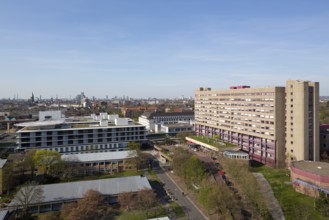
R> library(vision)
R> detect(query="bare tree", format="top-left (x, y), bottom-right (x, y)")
top-left (23, 149), bottom-right (37, 179)
top-left (136, 188), bottom-right (157, 217)
top-left (118, 191), bottom-right (137, 211)
top-left (62, 189), bottom-right (110, 220)
top-left (60, 203), bottom-right (77, 220)
top-left (12, 182), bottom-right (44, 217)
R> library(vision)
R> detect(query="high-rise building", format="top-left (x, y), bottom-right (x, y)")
top-left (194, 80), bottom-right (319, 168)
top-left (285, 80), bottom-right (319, 162)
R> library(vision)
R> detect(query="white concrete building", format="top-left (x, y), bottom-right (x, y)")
top-left (15, 111), bottom-right (147, 154)
top-left (138, 112), bottom-right (194, 132)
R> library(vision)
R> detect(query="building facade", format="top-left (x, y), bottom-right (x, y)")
top-left (285, 80), bottom-right (319, 162)
top-left (138, 112), bottom-right (194, 132)
top-left (319, 124), bottom-right (329, 158)
top-left (160, 123), bottom-right (193, 135)
top-left (194, 80), bottom-right (319, 168)
top-left (15, 111), bottom-right (147, 154)
top-left (61, 151), bottom-right (137, 174)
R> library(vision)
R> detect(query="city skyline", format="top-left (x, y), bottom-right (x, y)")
top-left (1, 1), bottom-right (329, 98)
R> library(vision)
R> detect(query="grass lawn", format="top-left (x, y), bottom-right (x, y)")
top-left (189, 136), bottom-right (236, 149)
top-left (252, 165), bottom-right (327, 220)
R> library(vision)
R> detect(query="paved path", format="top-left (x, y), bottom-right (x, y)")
top-left (253, 173), bottom-right (285, 220)
top-left (155, 167), bottom-right (208, 220)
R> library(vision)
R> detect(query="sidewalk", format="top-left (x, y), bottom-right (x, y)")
top-left (253, 173), bottom-right (285, 220)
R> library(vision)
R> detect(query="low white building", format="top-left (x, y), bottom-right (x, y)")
top-left (160, 122), bottom-right (193, 134)
top-left (138, 112), bottom-right (194, 132)
top-left (9, 176), bottom-right (152, 213)
top-left (61, 150), bottom-right (137, 173)
top-left (15, 111), bottom-right (147, 153)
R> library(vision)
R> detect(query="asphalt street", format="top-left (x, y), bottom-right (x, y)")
top-left (154, 167), bottom-right (208, 220)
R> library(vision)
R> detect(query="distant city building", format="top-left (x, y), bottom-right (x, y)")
top-left (194, 80), bottom-right (319, 168)
top-left (138, 112), bottom-right (194, 132)
top-left (120, 106), bottom-right (158, 118)
top-left (290, 161), bottom-right (329, 197)
top-left (15, 111), bottom-right (147, 154)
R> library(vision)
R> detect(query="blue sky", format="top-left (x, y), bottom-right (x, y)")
top-left (1, 0), bottom-right (329, 99)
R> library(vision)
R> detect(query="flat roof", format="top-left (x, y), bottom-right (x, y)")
top-left (291, 161), bottom-right (329, 177)
top-left (61, 150), bottom-right (136, 162)
top-left (9, 176), bottom-right (151, 206)
top-left (16, 122), bottom-right (144, 133)
top-left (15, 119), bottom-right (65, 127)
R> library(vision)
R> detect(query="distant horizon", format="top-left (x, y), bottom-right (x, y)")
top-left (1, 1), bottom-right (329, 98)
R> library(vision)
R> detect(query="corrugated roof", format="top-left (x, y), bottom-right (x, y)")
top-left (9, 176), bottom-right (151, 206)
top-left (61, 150), bottom-right (136, 162)
top-left (0, 210), bottom-right (9, 220)
top-left (0, 159), bottom-right (7, 169)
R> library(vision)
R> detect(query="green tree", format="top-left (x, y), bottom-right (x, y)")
top-left (172, 148), bottom-right (204, 184)
top-left (33, 150), bottom-right (62, 176)
top-left (198, 181), bottom-right (237, 219)
top-left (186, 155), bottom-right (204, 184)
top-left (198, 184), bottom-right (215, 214)
top-left (2, 162), bottom-right (18, 194)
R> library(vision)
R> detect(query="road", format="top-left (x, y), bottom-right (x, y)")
top-left (154, 167), bottom-right (208, 220)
